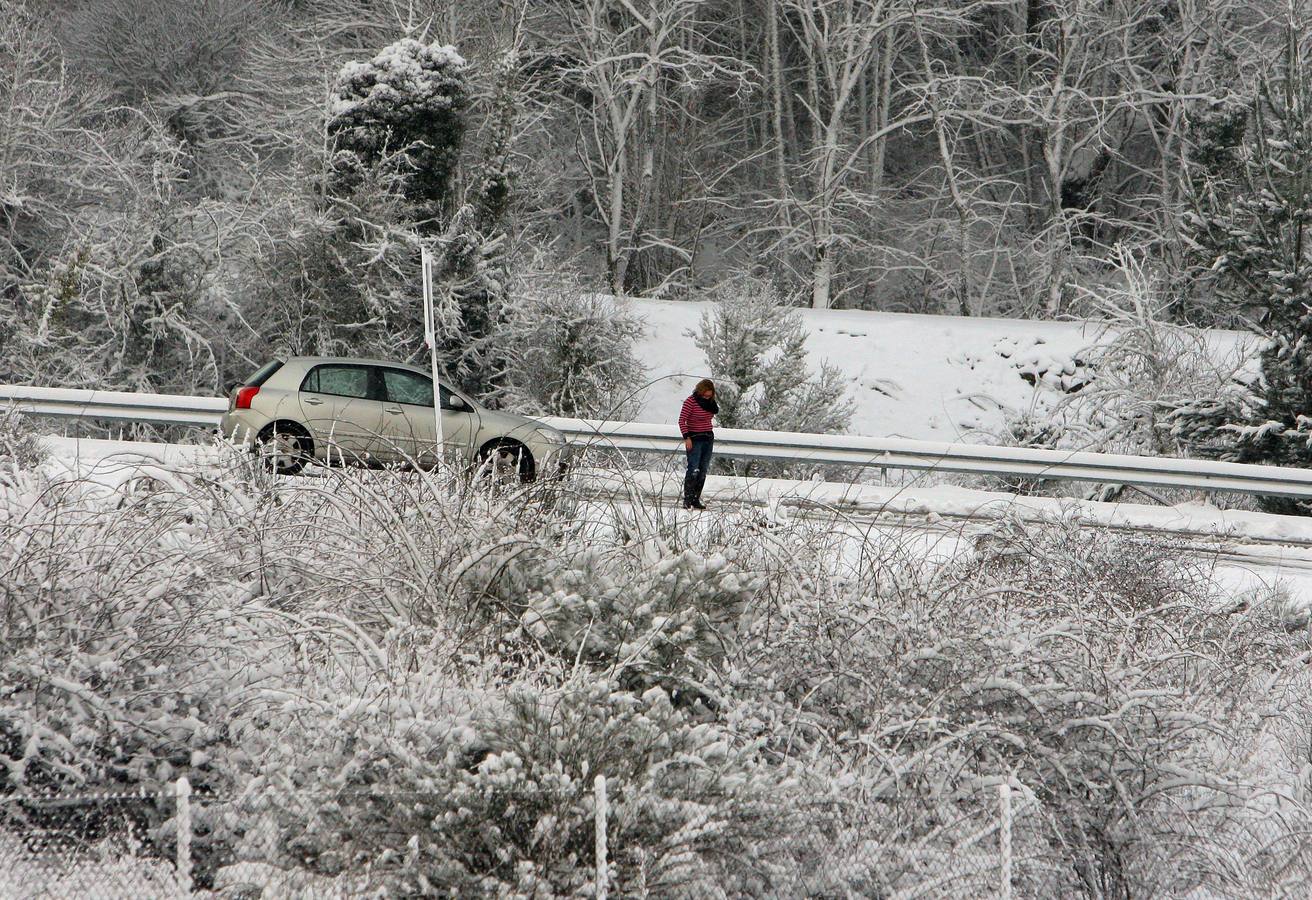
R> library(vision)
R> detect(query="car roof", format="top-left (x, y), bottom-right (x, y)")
top-left (286, 356), bottom-right (430, 373)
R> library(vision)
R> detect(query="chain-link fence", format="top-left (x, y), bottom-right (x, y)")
top-left (0, 782), bottom-right (192, 899)
top-left (4, 778), bottom-right (1312, 897)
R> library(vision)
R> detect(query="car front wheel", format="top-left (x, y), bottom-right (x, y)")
top-left (478, 439), bottom-right (535, 483)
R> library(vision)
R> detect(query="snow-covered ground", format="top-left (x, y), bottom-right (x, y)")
top-left (627, 299), bottom-right (1252, 440)
top-left (42, 435), bottom-right (1312, 612)
top-left (579, 466), bottom-right (1312, 607)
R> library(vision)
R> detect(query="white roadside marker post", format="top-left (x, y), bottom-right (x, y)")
top-left (422, 246), bottom-right (445, 472)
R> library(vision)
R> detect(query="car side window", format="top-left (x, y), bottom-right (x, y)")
top-left (380, 368), bottom-right (465, 410)
top-left (301, 365), bottom-right (371, 400)
top-left (381, 369), bottom-right (433, 407)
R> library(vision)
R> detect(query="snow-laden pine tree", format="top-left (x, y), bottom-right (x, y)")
top-left (324, 37), bottom-right (518, 401)
top-left (1182, 24), bottom-right (1312, 508)
top-left (328, 38), bottom-right (469, 227)
top-left (693, 283), bottom-right (852, 456)
top-left (429, 47), bottom-right (520, 400)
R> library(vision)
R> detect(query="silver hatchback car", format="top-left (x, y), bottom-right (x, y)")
top-left (219, 357), bottom-right (570, 479)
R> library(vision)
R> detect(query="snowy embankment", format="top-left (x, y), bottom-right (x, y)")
top-left (626, 299), bottom-right (1251, 440)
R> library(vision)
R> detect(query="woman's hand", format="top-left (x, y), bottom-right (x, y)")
top-left (685, 437), bottom-right (692, 451)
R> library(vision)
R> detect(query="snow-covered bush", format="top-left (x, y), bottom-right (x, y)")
top-left (508, 544), bottom-right (758, 698)
top-left (260, 679), bottom-right (836, 897)
top-left (978, 249), bottom-right (1255, 500)
top-left (723, 515), bottom-right (1309, 896)
top-left (0, 473), bottom-right (241, 797)
top-left (5, 445), bottom-right (1312, 896)
top-left (0, 407), bottom-right (46, 473)
top-left (693, 282), bottom-right (852, 476)
top-left (1057, 247), bottom-right (1254, 459)
top-left (499, 289), bottom-right (645, 418)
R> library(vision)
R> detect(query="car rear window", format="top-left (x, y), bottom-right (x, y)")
top-left (245, 359), bottom-right (284, 387)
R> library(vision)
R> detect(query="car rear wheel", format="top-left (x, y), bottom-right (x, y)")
top-left (256, 422), bottom-right (313, 476)
top-left (478, 439), bottom-right (535, 483)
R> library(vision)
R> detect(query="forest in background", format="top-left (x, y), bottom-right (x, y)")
top-left (1, 0), bottom-right (1310, 430)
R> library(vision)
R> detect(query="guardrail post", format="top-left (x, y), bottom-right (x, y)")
top-left (595, 774), bottom-right (609, 900)
top-left (176, 776), bottom-right (193, 894)
top-left (999, 781), bottom-right (1012, 900)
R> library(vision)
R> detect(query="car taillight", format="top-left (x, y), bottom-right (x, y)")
top-left (235, 385), bottom-right (260, 409)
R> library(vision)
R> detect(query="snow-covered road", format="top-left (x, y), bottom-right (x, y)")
top-left (39, 434), bottom-right (1312, 612)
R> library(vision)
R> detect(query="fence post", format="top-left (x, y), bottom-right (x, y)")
top-left (999, 781), bottom-right (1012, 900)
top-left (176, 776), bottom-right (193, 895)
top-left (595, 774), bottom-right (609, 900)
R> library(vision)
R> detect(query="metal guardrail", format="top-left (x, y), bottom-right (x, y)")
top-left (6, 384), bottom-right (1312, 499)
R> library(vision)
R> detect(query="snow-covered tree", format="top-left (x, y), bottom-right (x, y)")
top-left (545, 0), bottom-right (750, 297)
top-left (430, 46), bottom-right (521, 400)
top-left (1183, 23), bottom-right (1312, 507)
top-left (693, 282), bottom-right (852, 445)
top-left (499, 285), bottom-right (644, 418)
top-left (328, 38), bottom-right (470, 226)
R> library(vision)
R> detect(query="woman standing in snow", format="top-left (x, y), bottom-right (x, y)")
top-left (678, 379), bottom-right (718, 510)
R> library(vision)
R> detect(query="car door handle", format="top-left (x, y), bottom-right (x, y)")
top-left (303, 397), bottom-right (323, 406)
top-left (385, 407), bottom-right (404, 415)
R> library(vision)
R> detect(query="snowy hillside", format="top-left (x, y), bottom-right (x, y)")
top-left (628, 300), bottom-right (1252, 441)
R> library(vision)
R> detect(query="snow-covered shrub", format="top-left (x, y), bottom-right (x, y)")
top-left (265, 679), bottom-right (838, 897)
top-left (693, 281), bottom-right (852, 477)
top-left (0, 461), bottom-right (297, 884)
top-left (511, 545), bottom-right (759, 698)
top-left (0, 406), bottom-right (46, 473)
top-left (329, 38), bottom-right (469, 221)
top-left (6, 441), bottom-right (1312, 897)
top-left (1057, 247), bottom-right (1254, 459)
top-left (0, 474), bottom-right (239, 797)
top-left (499, 288), bottom-right (644, 418)
top-left (723, 516), bottom-right (1309, 897)
top-left (977, 249), bottom-right (1255, 501)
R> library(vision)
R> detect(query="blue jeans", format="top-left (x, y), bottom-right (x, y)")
top-left (684, 434), bottom-right (713, 504)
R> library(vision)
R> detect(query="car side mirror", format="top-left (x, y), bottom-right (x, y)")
top-left (445, 395), bottom-right (466, 411)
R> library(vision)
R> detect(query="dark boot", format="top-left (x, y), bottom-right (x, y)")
top-left (682, 472), bottom-right (697, 509)
top-left (692, 471), bottom-right (708, 509)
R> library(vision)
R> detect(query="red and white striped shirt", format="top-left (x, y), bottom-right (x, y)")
top-left (678, 394), bottom-right (715, 437)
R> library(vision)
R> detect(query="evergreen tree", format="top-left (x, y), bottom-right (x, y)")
top-left (1183, 25), bottom-right (1312, 510)
top-left (324, 37), bottom-right (518, 401)
top-left (328, 39), bottom-right (470, 227)
top-left (431, 48), bottom-right (520, 400)
top-left (693, 282), bottom-right (852, 474)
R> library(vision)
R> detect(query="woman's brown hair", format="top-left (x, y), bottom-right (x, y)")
top-left (694, 378), bottom-right (715, 395)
